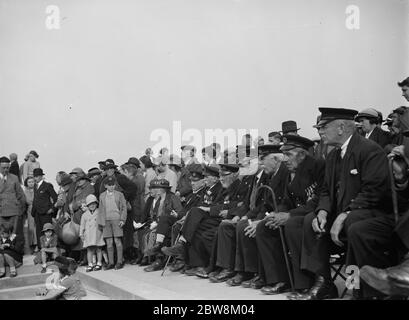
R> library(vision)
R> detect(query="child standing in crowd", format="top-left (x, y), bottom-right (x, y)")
top-left (80, 194), bottom-right (105, 272)
top-left (40, 223), bottom-right (59, 273)
top-left (0, 223), bottom-right (23, 278)
top-left (97, 177), bottom-right (127, 270)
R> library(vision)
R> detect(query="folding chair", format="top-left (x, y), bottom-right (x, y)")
top-left (330, 251), bottom-right (348, 299)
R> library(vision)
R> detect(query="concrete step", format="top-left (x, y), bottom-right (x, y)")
top-left (0, 272), bottom-right (54, 289)
top-left (0, 283), bottom-right (46, 300)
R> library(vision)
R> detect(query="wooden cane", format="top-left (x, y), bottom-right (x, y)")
top-left (388, 157), bottom-right (400, 224)
top-left (257, 185), bottom-right (295, 292)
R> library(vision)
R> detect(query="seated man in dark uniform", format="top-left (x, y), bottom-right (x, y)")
top-left (256, 135), bottom-right (325, 295)
top-left (161, 164), bottom-right (223, 273)
top-left (163, 164), bottom-right (208, 272)
top-left (288, 107), bottom-right (393, 300)
top-left (209, 144), bottom-right (288, 285)
top-left (182, 162), bottom-right (243, 277)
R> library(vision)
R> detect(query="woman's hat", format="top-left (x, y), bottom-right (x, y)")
top-left (60, 175), bottom-right (73, 187)
top-left (29, 150), bottom-right (39, 158)
top-left (149, 178), bottom-right (171, 189)
top-left (85, 194), bottom-right (98, 206)
top-left (42, 223), bottom-right (54, 232)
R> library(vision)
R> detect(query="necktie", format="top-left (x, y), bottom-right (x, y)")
top-left (249, 176), bottom-right (259, 211)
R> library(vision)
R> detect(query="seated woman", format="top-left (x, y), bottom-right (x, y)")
top-left (134, 179), bottom-right (183, 272)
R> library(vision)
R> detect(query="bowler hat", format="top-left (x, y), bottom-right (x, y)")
top-left (42, 223), bottom-right (54, 232)
top-left (281, 121), bottom-right (300, 134)
top-left (149, 178), bottom-right (171, 189)
top-left (33, 168), bottom-right (45, 177)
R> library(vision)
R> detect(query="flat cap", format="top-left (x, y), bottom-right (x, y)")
top-left (355, 108), bottom-right (380, 122)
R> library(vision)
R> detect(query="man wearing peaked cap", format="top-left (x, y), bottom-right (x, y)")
top-left (355, 108), bottom-right (391, 148)
top-left (208, 143), bottom-right (286, 285)
top-left (255, 134), bottom-right (326, 296)
top-left (161, 164), bottom-right (223, 272)
top-left (286, 106), bottom-right (393, 300)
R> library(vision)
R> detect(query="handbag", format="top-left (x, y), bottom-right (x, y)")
top-left (60, 214), bottom-right (80, 246)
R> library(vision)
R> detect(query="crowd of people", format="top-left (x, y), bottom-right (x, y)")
top-left (1, 77), bottom-right (409, 300)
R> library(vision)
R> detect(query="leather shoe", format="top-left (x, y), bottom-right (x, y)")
top-left (184, 267), bottom-right (199, 276)
top-left (195, 267), bottom-right (210, 279)
top-left (286, 288), bottom-right (309, 299)
top-left (209, 269), bottom-right (235, 283)
top-left (144, 259), bottom-right (165, 272)
top-left (288, 276), bottom-right (338, 300)
top-left (169, 259), bottom-right (185, 272)
top-left (361, 262), bottom-right (409, 297)
top-left (161, 241), bottom-right (186, 257)
top-left (145, 243), bottom-right (163, 256)
top-left (261, 282), bottom-right (290, 295)
top-left (241, 275), bottom-right (265, 289)
top-left (226, 272), bottom-right (253, 287)
top-left (139, 256), bottom-right (150, 266)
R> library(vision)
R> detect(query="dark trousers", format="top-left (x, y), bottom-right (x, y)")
top-left (344, 209), bottom-right (397, 297)
top-left (123, 209), bottom-right (135, 252)
top-left (215, 221), bottom-right (237, 270)
top-left (34, 214), bottom-right (52, 249)
top-left (234, 220), bottom-right (258, 273)
top-left (157, 214), bottom-right (178, 239)
top-left (285, 212), bottom-right (331, 290)
top-left (182, 207), bottom-right (207, 243)
top-left (188, 216), bottom-right (221, 268)
top-left (256, 219), bottom-right (290, 284)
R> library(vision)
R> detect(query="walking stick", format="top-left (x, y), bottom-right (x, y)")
top-left (388, 158), bottom-right (400, 224)
top-left (161, 233), bottom-right (180, 277)
top-left (256, 185), bottom-right (295, 292)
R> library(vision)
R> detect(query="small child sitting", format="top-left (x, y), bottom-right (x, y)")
top-left (0, 223), bottom-right (23, 278)
top-left (40, 223), bottom-right (59, 273)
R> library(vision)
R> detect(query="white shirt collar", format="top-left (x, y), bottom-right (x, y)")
top-left (341, 134), bottom-right (353, 158)
top-left (365, 129), bottom-right (375, 139)
top-left (256, 170), bottom-right (263, 180)
top-left (37, 179), bottom-right (44, 188)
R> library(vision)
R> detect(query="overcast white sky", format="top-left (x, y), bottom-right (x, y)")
top-left (0, 0), bottom-right (408, 184)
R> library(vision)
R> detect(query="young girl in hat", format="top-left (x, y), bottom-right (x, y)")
top-left (80, 194), bottom-right (105, 272)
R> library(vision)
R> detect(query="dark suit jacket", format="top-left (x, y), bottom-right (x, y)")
top-left (279, 155), bottom-right (325, 217)
top-left (367, 126), bottom-right (391, 149)
top-left (140, 192), bottom-right (184, 223)
top-left (317, 133), bottom-right (392, 225)
top-left (9, 160), bottom-right (21, 183)
top-left (32, 181), bottom-right (58, 217)
top-left (209, 178), bottom-right (244, 217)
top-left (183, 186), bottom-right (207, 214)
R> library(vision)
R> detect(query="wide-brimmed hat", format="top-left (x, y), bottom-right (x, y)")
top-left (42, 223), bottom-right (54, 232)
top-left (149, 178), bottom-right (171, 189)
top-left (126, 157), bottom-right (141, 168)
top-left (85, 194), bottom-right (98, 206)
top-left (33, 168), bottom-right (45, 177)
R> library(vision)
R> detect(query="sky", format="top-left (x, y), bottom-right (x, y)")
top-left (0, 0), bottom-right (408, 185)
